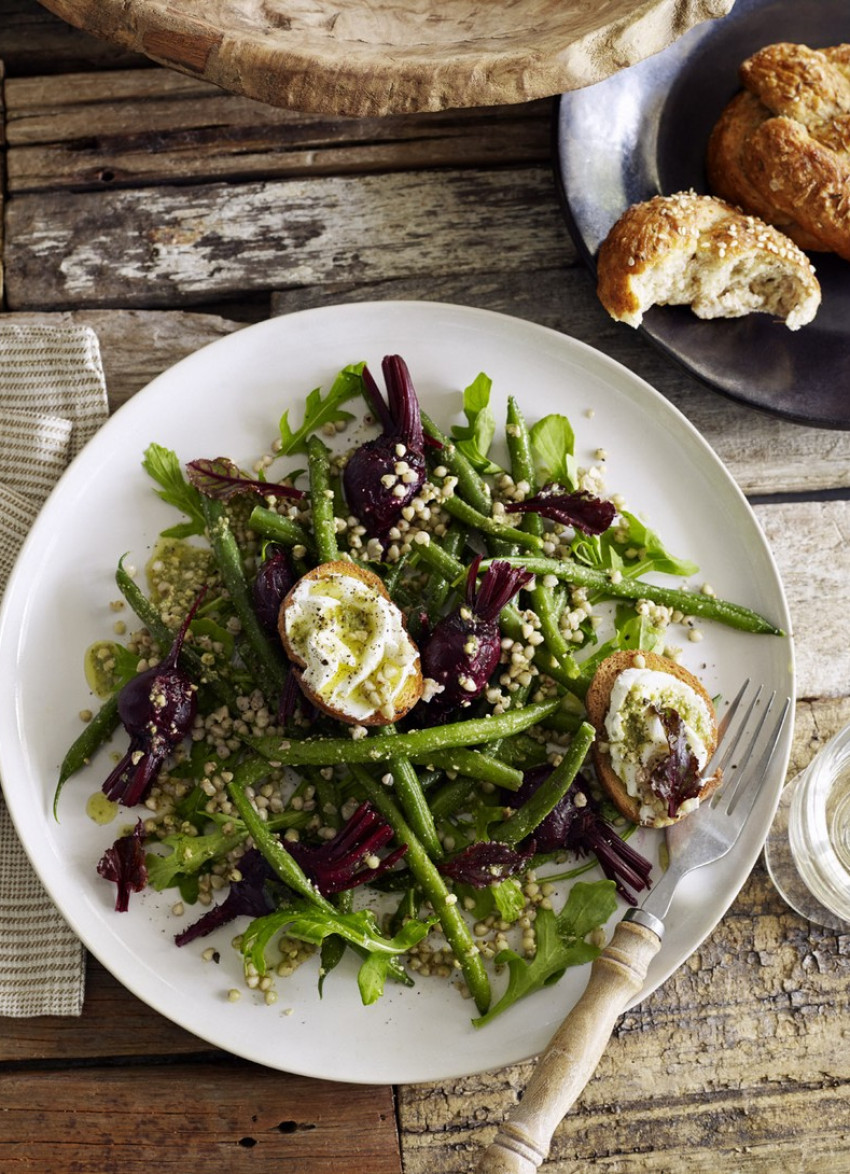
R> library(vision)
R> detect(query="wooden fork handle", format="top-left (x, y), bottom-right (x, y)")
top-left (475, 918), bottom-right (663, 1174)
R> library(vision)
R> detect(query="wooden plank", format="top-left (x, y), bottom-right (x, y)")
top-left (756, 499), bottom-right (850, 699)
top-left (0, 1061), bottom-right (402, 1173)
top-left (4, 67), bottom-right (553, 191)
top-left (0, 955), bottom-right (211, 1060)
top-left (0, 0), bottom-right (147, 76)
top-left (0, 308), bottom-right (245, 407)
top-left (397, 703), bottom-right (850, 1174)
top-left (2, 166), bottom-right (569, 310)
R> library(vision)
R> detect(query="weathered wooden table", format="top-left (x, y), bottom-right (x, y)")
top-left (1, 3), bottom-right (848, 1171)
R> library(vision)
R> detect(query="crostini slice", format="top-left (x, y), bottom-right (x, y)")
top-left (278, 559), bottom-right (423, 726)
top-left (585, 650), bottom-right (721, 828)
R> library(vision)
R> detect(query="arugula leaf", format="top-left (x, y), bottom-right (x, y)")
top-left (571, 510), bottom-right (698, 580)
top-left (146, 825), bottom-right (248, 891)
top-left (472, 880), bottom-right (618, 1028)
top-left (530, 414), bottom-right (578, 490)
top-left (449, 373), bottom-right (503, 474)
top-left (491, 877), bottom-right (526, 924)
top-left (146, 809), bottom-right (311, 890)
top-left (574, 606), bottom-right (668, 686)
top-left (617, 510), bottom-right (699, 577)
top-left (142, 442), bottom-right (206, 538)
top-left (278, 363), bottom-right (365, 456)
top-left (240, 902), bottom-right (436, 1005)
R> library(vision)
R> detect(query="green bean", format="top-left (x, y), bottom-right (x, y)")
top-left (421, 411), bottom-right (491, 515)
top-left (306, 435), bottom-right (338, 563)
top-left (505, 397), bottom-right (578, 679)
top-left (201, 498), bottom-right (288, 701)
top-left (493, 721), bottom-right (596, 845)
top-left (227, 763), bottom-right (336, 913)
top-left (382, 553), bottom-right (409, 601)
top-left (350, 764), bottom-right (491, 1014)
top-left (411, 748), bottom-right (524, 790)
top-left (248, 505), bottom-right (316, 556)
top-left (423, 524), bottom-right (465, 620)
top-left (248, 699), bottom-right (560, 766)
top-left (54, 694), bottom-right (121, 817)
top-left (498, 606), bottom-right (580, 689)
top-left (479, 556), bottom-right (783, 635)
top-left (440, 493), bottom-right (543, 551)
top-left (376, 728), bottom-right (443, 860)
top-left (413, 537), bottom-right (466, 584)
top-left (428, 776), bottom-right (477, 821)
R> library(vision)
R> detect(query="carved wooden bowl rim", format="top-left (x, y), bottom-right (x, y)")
top-left (37, 0), bottom-right (735, 116)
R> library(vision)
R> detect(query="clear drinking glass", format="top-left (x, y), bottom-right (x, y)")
top-left (765, 723), bottom-right (850, 930)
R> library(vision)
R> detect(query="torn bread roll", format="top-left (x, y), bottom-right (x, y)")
top-left (585, 650), bottom-right (721, 829)
top-left (596, 191), bottom-right (821, 330)
top-left (707, 42), bottom-right (850, 260)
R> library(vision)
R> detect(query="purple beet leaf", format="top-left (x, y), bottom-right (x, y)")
top-left (97, 820), bottom-right (148, 912)
top-left (186, 457), bottom-right (303, 502)
top-left (438, 840), bottom-right (536, 888)
top-left (649, 706), bottom-right (703, 819)
top-left (509, 484), bottom-right (615, 535)
top-left (174, 849), bottom-right (277, 945)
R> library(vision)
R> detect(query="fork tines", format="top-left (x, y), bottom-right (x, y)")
top-left (708, 682), bottom-right (792, 818)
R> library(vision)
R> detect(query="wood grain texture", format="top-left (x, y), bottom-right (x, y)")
top-left (0, 1060), bottom-right (402, 1173)
top-left (4, 69), bottom-right (553, 192)
top-left (2, 167), bottom-right (567, 310)
top-left (35, 0), bottom-right (735, 116)
top-left (0, 0), bottom-right (147, 75)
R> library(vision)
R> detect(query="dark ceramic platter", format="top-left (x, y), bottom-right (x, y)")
top-left (555, 0), bottom-right (850, 429)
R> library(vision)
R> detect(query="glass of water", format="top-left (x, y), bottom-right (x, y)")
top-left (765, 722), bottom-right (850, 930)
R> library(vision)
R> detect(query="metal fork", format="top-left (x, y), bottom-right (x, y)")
top-left (476, 682), bottom-right (791, 1174)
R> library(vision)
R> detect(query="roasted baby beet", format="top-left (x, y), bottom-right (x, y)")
top-left (421, 557), bottom-right (532, 718)
top-left (251, 544), bottom-right (295, 635)
top-left (342, 355), bottom-right (427, 540)
top-left (509, 766), bottom-right (653, 905)
top-left (100, 589), bottom-right (204, 807)
top-left (285, 802), bottom-right (408, 896)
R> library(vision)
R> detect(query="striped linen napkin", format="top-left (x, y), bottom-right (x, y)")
top-left (0, 322), bottom-right (109, 1016)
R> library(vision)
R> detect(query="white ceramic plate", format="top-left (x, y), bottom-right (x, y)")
top-left (0, 302), bottom-right (794, 1084)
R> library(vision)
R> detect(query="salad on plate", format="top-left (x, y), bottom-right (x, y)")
top-left (56, 353), bottom-right (782, 1025)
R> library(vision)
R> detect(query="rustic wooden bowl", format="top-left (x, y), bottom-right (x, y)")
top-left (37, 0), bottom-right (735, 117)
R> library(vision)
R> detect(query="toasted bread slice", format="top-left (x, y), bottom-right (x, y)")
top-left (585, 650), bottom-right (721, 828)
top-left (279, 559), bottom-right (423, 726)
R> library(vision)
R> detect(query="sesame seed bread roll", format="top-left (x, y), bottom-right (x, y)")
top-left (596, 191), bottom-right (821, 331)
top-left (707, 42), bottom-right (850, 260)
top-left (585, 650), bottom-right (722, 829)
